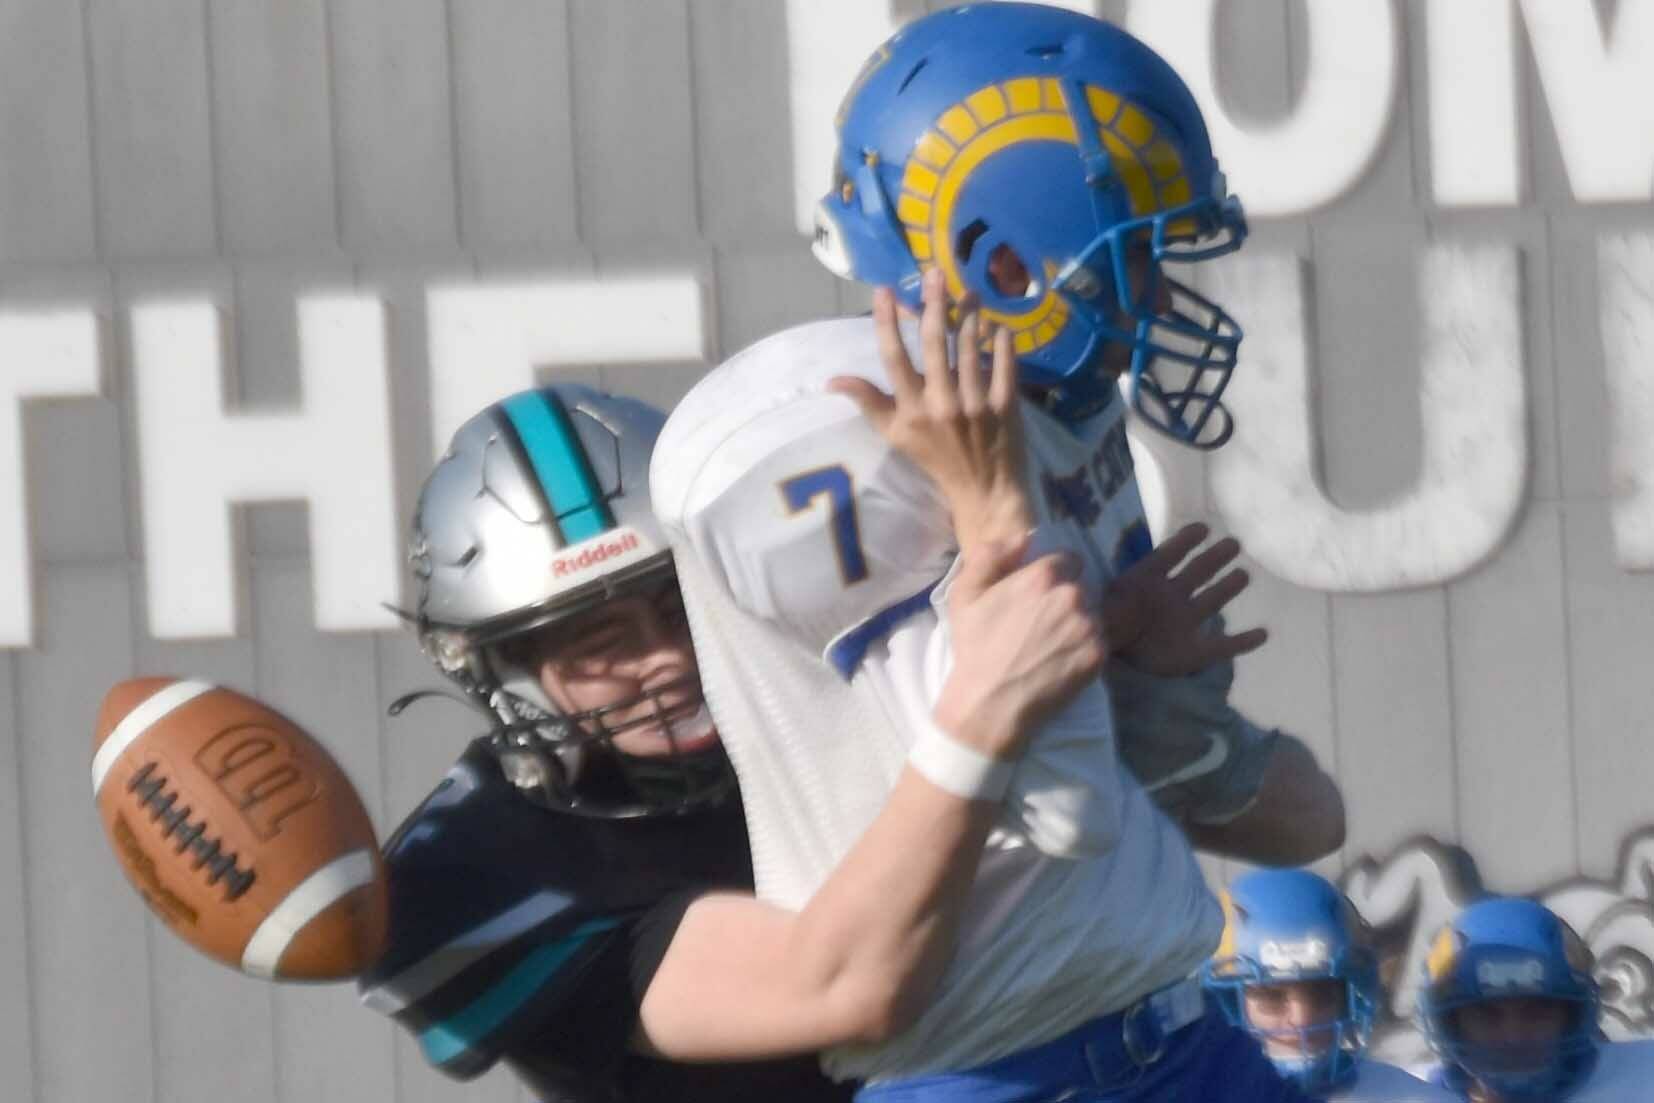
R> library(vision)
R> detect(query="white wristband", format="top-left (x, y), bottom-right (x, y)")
top-left (908, 721), bottom-right (1015, 801)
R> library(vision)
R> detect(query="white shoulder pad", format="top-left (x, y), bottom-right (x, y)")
top-left (654, 318), bottom-right (954, 675)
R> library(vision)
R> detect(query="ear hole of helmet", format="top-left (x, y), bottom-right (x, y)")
top-left (987, 244), bottom-right (1037, 300)
top-left (954, 218), bottom-right (1048, 309)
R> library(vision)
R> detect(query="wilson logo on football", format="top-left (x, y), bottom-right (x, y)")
top-left (552, 529), bottom-right (642, 578)
top-left (195, 724), bottom-right (321, 841)
top-left (112, 812), bottom-right (200, 927)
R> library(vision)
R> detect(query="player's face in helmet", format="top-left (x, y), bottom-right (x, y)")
top-left (986, 235), bottom-right (1174, 380)
top-left (1451, 996), bottom-right (1574, 1093)
top-left (1420, 898), bottom-right (1601, 1102)
top-left (1204, 870), bottom-right (1378, 1094)
top-left (406, 384), bottom-right (735, 817)
top-left (1241, 978), bottom-right (1346, 1061)
top-left (505, 577), bottom-right (718, 760)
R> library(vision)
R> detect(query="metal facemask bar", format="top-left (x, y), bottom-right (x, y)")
top-left (488, 669), bottom-right (735, 820)
top-left (1204, 953), bottom-right (1374, 1094)
top-left (1433, 994), bottom-right (1601, 1102)
top-left (1242, 996), bottom-right (1365, 1093)
top-left (1050, 77), bottom-right (1248, 444)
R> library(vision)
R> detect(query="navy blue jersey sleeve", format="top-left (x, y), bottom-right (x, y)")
top-left (625, 887), bottom-right (702, 1010)
top-left (359, 740), bottom-right (854, 1102)
top-left (359, 757), bottom-right (625, 1080)
top-left (358, 741), bottom-right (751, 1083)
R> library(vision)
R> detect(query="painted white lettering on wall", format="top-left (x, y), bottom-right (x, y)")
top-left (132, 298), bottom-right (399, 639)
top-left (0, 311), bottom-right (102, 647)
top-left (4, 237), bottom-right (1653, 647)
top-left (1207, 246), bottom-right (1526, 591)
top-left (1431, 0), bottom-right (1654, 206)
top-left (0, 274), bottom-right (707, 648)
top-left (1128, 0), bottom-right (1398, 218)
top-left (786, 3), bottom-right (1654, 230)
top-left (1521, 0), bottom-right (1654, 203)
top-left (784, 0), bottom-right (898, 237)
top-left (1600, 233), bottom-right (1654, 569)
top-left (426, 276), bottom-right (707, 458)
top-left (1427, 0), bottom-right (1522, 207)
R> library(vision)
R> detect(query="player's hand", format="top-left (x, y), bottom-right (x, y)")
top-left (1103, 522), bottom-right (1268, 678)
top-left (828, 267), bottom-right (1034, 551)
top-left (934, 532), bottom-right (1108, 759)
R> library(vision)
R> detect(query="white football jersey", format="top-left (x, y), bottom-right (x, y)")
top-left (653, 317), bottom-right (1220, 1081)
top-left (1331, 1058), bottom-right (1457, 1102)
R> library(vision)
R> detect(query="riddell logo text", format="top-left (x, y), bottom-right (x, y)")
top-left (553, 530), bottom-right (642, 578)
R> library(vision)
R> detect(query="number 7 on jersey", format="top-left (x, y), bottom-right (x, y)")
top-left (780, 465), bottom-right (869, 586)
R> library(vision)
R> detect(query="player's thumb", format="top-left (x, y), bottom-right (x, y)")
top-left (827, 376), bottom-right (893, 428)
top-left (951, 529), bottom-right (1033, 604)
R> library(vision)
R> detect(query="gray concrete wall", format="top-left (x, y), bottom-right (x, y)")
top-left (2, 1), bottom-right (1652, 1098)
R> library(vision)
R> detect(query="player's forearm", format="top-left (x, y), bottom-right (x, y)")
top-left (1183, 734), bottom-right (1345, 864)
top-left (950, 490), bottom-right (1035, 553)
top-left (788, 762), bottom-right (1003, 1040)
top-left (778, 544), bottom-right (1110, 1039)
top-left (633, 762), bottom-right (1001, 1059)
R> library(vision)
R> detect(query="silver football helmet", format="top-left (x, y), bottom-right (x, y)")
top-left (402, 384), bottom-right (731, 818)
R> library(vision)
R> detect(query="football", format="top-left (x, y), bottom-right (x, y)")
top-left (91, 677), bottom-right (389, 981)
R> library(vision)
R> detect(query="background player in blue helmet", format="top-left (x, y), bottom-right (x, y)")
top-left (1204, 869), bottom-right (1454, 1101)
top-left (653, 4), bottom-right (1344, 1099)
top-left (359, 383), bottom-right (1109, 1102)
top-left (1418, 896), bottom-right (1654, 1102)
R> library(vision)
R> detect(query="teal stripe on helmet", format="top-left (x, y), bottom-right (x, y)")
top-left (419, 915), bottom-right (621, 1068)
top-left (501, 391), bottom-right (614, 543)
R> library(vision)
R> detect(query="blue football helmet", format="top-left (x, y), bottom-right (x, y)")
top-left (813, 2), bottom-right (1248, 441)
top-left (1419, 897), bottom-right (1600, 1102)
top-left (1203, 870), bottom-right (1379, 1096)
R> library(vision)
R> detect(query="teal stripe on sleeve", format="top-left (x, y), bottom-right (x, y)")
top-left (419, 915), bottom-right (621, 1068)
top-left (500, 392), bottom-right (614, 543)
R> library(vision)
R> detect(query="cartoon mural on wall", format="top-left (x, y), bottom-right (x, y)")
top-left (1342, 830), bottom-right (1654, 1068)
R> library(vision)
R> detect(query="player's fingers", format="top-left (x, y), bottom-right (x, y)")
top-left (984, 322), bottom-right (1016, 411)
top-left (1012, 550), bottom-right (1082, 597)
top-left (1205, 625), bottom-right (1269, 663)
top-left (951, 530), bottom-right (1034, 604)
top-left (1173, 534), bottom-right (1241, 594)
top-left (1132, 522), bottom-right (1210, 578)
top-left (873, 287), bottom-right (922, 406)
top-left (826, 375), bottom-right (895, 433)
top-left (1065, 608), bottom-right (1110, 668)
top-left (1189, 567), bottom-right (1251, 621)
top-left (919, 269), bottom-right (955, 413)
top-left (955, 297), bottom-right (985, 414)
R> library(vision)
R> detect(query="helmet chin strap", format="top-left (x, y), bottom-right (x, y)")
top-left (1037, 330), bottom-right (1119, 422)
top-left (490, 654), bottom-right (560, 721)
